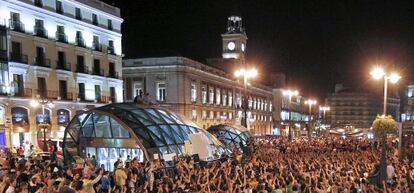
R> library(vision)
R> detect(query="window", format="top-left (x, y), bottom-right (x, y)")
top-left (37, 77), bottom-right (46, 98)
top-left (215, 88), bottom-right (221, 105)
top-left (13, 74), bottom-right (24, 96)
top-left (201, 86), bottom-right (207, 104)
top-left (10, 12), bottom-right (23, 32)
top-left (209, 111), bottom-right (214, 120)
top-left (134, 82), bottom-right (143, 98)
top-left (57, 51), bottom-right (66, 68)
top-left (76, 55), bottom-right (85, 72)
top-left (191, 109), bottom-right (197, 120)
top-left (191, 82), bottom-right (197, 102)
top-left (59, 80), bottom-right (67, 99)
top-left (75, 8), bottom-right (82, 20)
top-left (236, 94), bottom-right (241, 108)
top-left (109, 62), bottom-right (116, 77)
top-left (56, 0), bottom-right (63, 14)
top-left (229, 112), bottom-right (233, 120)
top-left (157, 82), bottom-right (166, 102)
top-left (56, 25), bottom-right (67, 42)
top-left (78, 83), bottom-right (85, 100)
top-left (108, 40), bottom-right (115, 54)
top-left (92, 13), bottom-right (98, 25)
top-left (93, 35), bottom-right (100, 51)
top-left (11, 107), bottom-right (29, 127)
top-left (75, 32), bottom-right (84, 47)
top-left (57, 109), bottom-right (70, 125)
top-left (202, 110), bottom-right (207, 120)
top-left (93, 59), bottom-right (101, 75)
top-left (222, 91), bottom-right (227, 106)
top-left (35, 46), bottom-right (45, 66)
top-left (107, 19), bottom-right (113, 30)
top-left (95, 85), bottom-right (101, 101)
top-left (216, 111), bottom-right (221, 120)
top-left (228, 92), bottom-right (233, 107)
top-left (208, 87), bottom-right (214, 104)
top-left (34, 0), bottom-right (43, 7)
top-left (34, 19), bottom-right (46, 38)
top-left (110, 87), bottom-right (116, 102)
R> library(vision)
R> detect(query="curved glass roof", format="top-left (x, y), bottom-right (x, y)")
top-left (63, 103), bottom-right (227, 162)
top-left (207, 124), bottom-right (251, 152)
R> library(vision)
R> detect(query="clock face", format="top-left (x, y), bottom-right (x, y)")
top-left (241, 43), bottom-right (246, 52)
top-left (227, 41), bottom-right (236, 51)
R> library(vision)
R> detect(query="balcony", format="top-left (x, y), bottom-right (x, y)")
top-left (9, 53), bottom-right (28, 64)
top-left (75, 37), bottom-right (86, 48)
top-left (33, 26), bottom-right (48, 38)
top-left (107, 47), bottom-right (115, 55)
top-left (35, 90), bottom-right (59, 99)
top-left (76, 65), bottom-right (90, 74)
top-left (33, 57), bottom-right (51, 67)
top-left (92, 42), bottom-right (102, 52)
top-left (56, 61), bottom-right (71, 71)
top-left (55, 32), bottom-right (68, 43)
top-left (98, 96), bottom-right (110, 103)
top-left (92, 68), bottom-right (104, 76)
top-left (56, 8), bottom-right (63, 14)
top-left (107, 71), bottom-right (119, 79)
top-left (78, 93), bottom-right (85, 101)
top-left (9, 19), bottom-right (25, 33)
top-left (14, 88), bottom-right (32, 97)
top-left (59, 92), bottom-right (73, 100)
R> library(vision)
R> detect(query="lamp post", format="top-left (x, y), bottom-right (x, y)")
top-left (283, 90), bottom-right (298, 141)
top-left (319, 106), bottom-right (330, 124)
top-left (31, 98), bottom-right (54, 152)
top-left (370, 67), bottom-right (401, 184)
top-left (235, 68), bottom-right (257, 131)
top-left (305, 99), bottom-right (317, 138)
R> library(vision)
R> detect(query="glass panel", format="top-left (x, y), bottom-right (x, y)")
top-left (110, 118), bottom-right (130, 138)
top-left (93, 114), bottom-right (112, 138)
top-left (119, 148), bottom-right (128, 161)
top-left (97, 148), bottom-right (109, 171)
top-left (130, 110), bottom-right (154, 126)
top-left (109, 148), bottom-right (118, 171)
top-left (81, 114), bottom-right (94, 137)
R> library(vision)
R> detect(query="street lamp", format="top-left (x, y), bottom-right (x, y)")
top-left (31, 98), bottom-right (54, 152)
top-left (283, 89), bottom-right (298, 140)
top-left (319, 106), bottom-right (330, 123)
top-left (305, 99), bottom-right (317, 138)
top-left (235, 68), bottom-right (257, 130)
top-left (370, 67), bottom-right (401, 184)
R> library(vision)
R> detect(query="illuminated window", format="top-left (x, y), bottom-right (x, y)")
top-left (191, 109), bottom-right (197, 120)
top-left (134, 82), bottom-right (143, 98)
top-left (156, 82), bottom-right (166, 102)
top-left (202, 110), bottom-right (207, 120)
top-left (222, 91), bottom-right (227, 106)
top-left (228, 92), bottom-right (233, 107)
top-left (209, 111), bottom-right (214, 120)
top-left (216, 88), bottom-right (221, 105)
top-left (209, 87), bottom-right (214, 104)
top-left (201, 86), bottom-right (207, 104)
top-left (191, 82), bottom-right (197, 102)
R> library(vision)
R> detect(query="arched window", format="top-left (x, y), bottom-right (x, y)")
top-left (36, 108), bottom-right (51, 124)
top-left (57, 109), bottom-right (70, 125)
top-left (11, 107), bottom-right (29, 127)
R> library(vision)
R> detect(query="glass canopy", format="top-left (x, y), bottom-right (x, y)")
top-left (63, 103), bottom-right (227, 170)
top-left (207, 124), bottom-right (251, 152)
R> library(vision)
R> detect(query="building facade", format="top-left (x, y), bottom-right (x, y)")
top-left (123, 57), bottom-right (273, 134)
top-left (0, 0), bottom-right (123, 148)
top-left (272, 88), bottom-right (314, 136)
top-left (326, 85), bottom-right (400, 130)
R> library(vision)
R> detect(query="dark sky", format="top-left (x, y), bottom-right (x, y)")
top-left (104, 0), bottom-right (414, 99)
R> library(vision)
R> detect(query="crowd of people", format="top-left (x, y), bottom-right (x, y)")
top-left (0, 136), bottom-right (413, 193)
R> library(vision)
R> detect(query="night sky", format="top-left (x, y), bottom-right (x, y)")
top-left (104, 0), bottom-right (414, 99)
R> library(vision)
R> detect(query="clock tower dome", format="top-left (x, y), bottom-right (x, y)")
top-left (221, 14), bottom-right (247, 61)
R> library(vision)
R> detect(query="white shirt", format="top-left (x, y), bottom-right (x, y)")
top-left (386, 165), bottom-right (395, 180)
top-left (5, 186), bottom-right (14, 193)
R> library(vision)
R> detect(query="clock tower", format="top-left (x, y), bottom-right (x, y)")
top-left (221, 14), bottom-right (247, 61)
